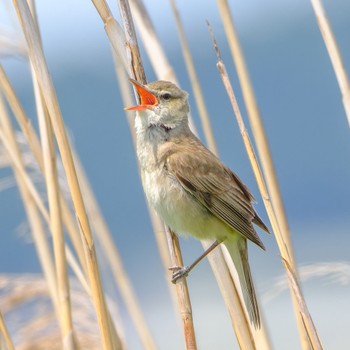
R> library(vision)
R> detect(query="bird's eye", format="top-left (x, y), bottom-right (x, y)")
top-left (161, 93), bottom-right (171, 100)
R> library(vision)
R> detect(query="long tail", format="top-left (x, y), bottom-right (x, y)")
top-left (223, 237), bottom-right (260, 328)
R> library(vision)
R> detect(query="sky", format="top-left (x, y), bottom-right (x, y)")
top-left (0, 0), bottom-right (350, 349)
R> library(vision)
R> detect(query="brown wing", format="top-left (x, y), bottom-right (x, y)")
top-left (166, 139), bottom-right (268, 249)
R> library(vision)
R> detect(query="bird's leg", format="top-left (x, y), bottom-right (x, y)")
top-left (169, 240), bottom-right (221, 283)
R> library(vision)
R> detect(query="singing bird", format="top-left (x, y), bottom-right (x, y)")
top-left (125, 79), bottom-right (269, 327)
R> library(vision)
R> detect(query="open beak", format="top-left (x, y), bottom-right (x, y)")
top-left (124, 79), bottom-right (158, 111)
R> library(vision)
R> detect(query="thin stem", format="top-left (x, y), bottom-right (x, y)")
top-left (36, 74), bottom-right (77, 350)
top-left (13, 1), bottom-right (118, 348)
top-left (310, 0), bottom-right (350, 126)
top-left (282, 259), bottom-right (323, 350)
top-left (117, 0), bottom-right (198, 347)
top-left (208, 25), bottom-right (322, 349)
top-left (166, 229), bottom-right (197, 350)
top-left (72, 147), bottom-right (157, 350)
top-left (127, 0), bottom-right (198, 133)
top-left (169, 0), bottom-right (218, 154)
top-left (0, 64), bottom-right (87, 280)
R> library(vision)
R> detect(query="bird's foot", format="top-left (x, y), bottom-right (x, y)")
top-left (168, 265), bottom-right (191, 284)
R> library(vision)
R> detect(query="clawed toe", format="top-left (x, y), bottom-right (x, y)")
top-left (168, 265), bottom-right (191, 283)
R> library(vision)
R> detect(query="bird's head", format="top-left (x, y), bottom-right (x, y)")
top-left (125, 79), bottom-right (190, 131)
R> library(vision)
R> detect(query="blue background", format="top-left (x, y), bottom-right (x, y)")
top-left (1, 0), bottom-right (350, 349)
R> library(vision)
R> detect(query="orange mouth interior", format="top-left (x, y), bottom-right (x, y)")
top-left (124, 79), bottom-right (158, 110)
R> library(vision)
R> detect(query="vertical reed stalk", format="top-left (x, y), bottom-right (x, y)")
top-left (310, 0), bottom-right (350, 126)
top-left (129, 0), bottom-right (196, 134)
top-left (0, 94), bottom-right (60, 318)
top-left (167, 229), bottom-right (197, 350)
top-left (0, 78), bottom-right (93, 309)
top-left (209, 26), bottom-right (322, 349)
top-left (216, 0), bottom-right (295, 265)
top-left (129, 0), bottom-right (176, 81)
top-left (169, 0), bottom-right (218, 154)
top-left (13, 1), bottom-right (119, 348)
top-left (215, 1), bottom-right (311, 347)
top-left (117, 0), bottom-right (198, 348)
top-left (0, 65), bottom-right (87, 278)
top-left (36, 78), bottom-right (77, 350)
top-left (72, 147), bottom-right (157, 350)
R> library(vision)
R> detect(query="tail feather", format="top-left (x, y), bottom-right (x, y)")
top-left (223, 238), bottom-right (260, 328)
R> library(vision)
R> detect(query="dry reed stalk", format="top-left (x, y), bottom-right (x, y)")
top-left (118, 0), bottom-right (198, 348)
top-left (169, 0), bottom-right (218, 154)
top-left (12, 1), bottom-right (118, 348)
top-left (112, 47), bottom-right (180, 314)
top-left (215, 1), bottom-right (311, 347)
top-left (0, 94), bottom-right (60, 314)
top-left (26, 3), bottom-right (76, 343)
top-left (129, 0), bottom-right (175, 81)
top-left (0, 113), bottom-right (87, 302)
top-left (128, 0), bottom-right (196, 135)
top-left (0, 65), bottom-right (87, 277)
top-left (0, 63), bottom-right (124, 349)
top-left (282, 260), bottom-right (323, 350)
top-left (208, 26), bottom-right (323, 349)
top-left (35, 77), bottom-right (77, 350)
top-left (0, 310), bottom-right (15, 350)
top-left (90, 0), bottom-right (128, 71)
top-left (216, 0), bottom-right (295, 264)
top-left (26, 6), bottom-right (76, 346)
top-left (166, 229), bottom-right (197, 350)
top-left (310, 0), bottom-right (350, 126)
top-left (71, 147), bottom-right (157, 350)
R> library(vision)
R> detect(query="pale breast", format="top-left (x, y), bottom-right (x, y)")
top-left (141, 166), bottom-right (231, 241)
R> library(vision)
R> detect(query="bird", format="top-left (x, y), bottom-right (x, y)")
top-left (125, 79), bottom-right (269, 328)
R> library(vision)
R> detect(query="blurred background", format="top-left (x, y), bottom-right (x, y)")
top-left (0, 0), bottom-right (350, 349)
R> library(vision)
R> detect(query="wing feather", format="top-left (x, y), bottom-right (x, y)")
top-left (166, 140), bottom-right (267, 249)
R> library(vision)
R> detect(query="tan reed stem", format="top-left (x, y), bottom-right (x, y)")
top-left (0, 64), bottom-right (87, 278)
top-left (12, 1), bottom-right (119, 348)
top-left (72, 146), bottom-right (157, 350)
top-left (215, 1), bottom-right (312, 346)
top-left (209, 25), bottom-right (322, 349)
top-left (216, 0), bottom-right (295, 265)
top-left (0, 93), bottom-right (60, 318)
top-left (118, 0), bottom-right (198, 347)
top-left (35, 75), bottom-right (77, 350)
top-left (310, 0), bottom-right (350, 126)
top-left (282, 259), bottom-right (323, 350)
top-left (167, 229), bottom-right (197, 350)
top-left (0, 117), bottom-right (87, 296)
top-left (169, 0), bottom-right (218, 154)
